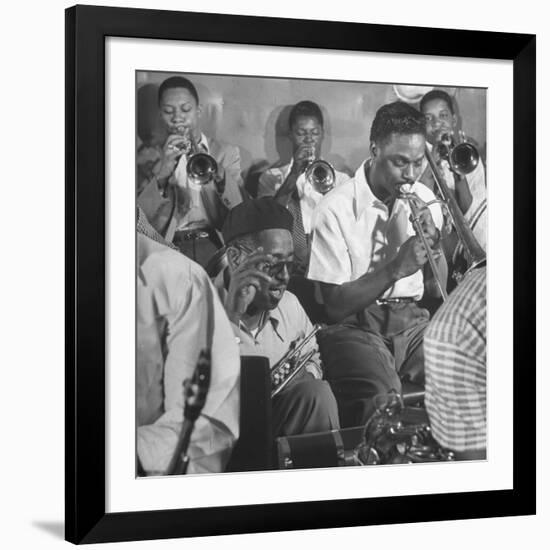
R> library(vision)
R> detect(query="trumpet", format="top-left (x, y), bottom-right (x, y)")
top-left (304, 147), bottom-right (336, 195)
top-left (170, 125), bottom-right (218, 185)
top-left (397, 186), bottom-right (449, 300)
top-left (271, 324), bottom-right (322, 398)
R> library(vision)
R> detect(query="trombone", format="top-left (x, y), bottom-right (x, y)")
top-left (271, 324), bottom-right (321, 398)
top-left (435, 130), bottom-right (480, 177)
top-left (424, 134), bottom-right (487, 273)
top-left (397, 133), bottom-right (487, 300)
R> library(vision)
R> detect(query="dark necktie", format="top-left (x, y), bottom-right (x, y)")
top-left (286, 196), bottom-right (309, 275)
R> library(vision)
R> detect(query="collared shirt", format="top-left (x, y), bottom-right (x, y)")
top-left (215, 283), bottom-right (323, 380)
top-left (424, 266), bottom-right (486, 451)
top-left (136, 233), bottom-right (240, 475)
top-left (307, 160), bottom-right (443, 300)
top-left (258, 161), bottom-right (350, 234)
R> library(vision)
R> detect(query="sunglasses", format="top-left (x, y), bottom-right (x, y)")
top-left (236, 245), bottom-right (296, 277)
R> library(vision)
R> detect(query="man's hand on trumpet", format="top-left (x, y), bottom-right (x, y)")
top-left (406, 193), bottom-right (442, 249)
top-left (391, 236), bottom-right (430, 279)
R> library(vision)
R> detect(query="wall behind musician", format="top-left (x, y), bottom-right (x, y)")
top-left (136, 72), bottom-right (486, 198)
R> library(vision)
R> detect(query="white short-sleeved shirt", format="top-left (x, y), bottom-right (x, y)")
top-left (307, 161), bottom-right (443, 300)
top-left (258, 162), bottom-right (350, 234)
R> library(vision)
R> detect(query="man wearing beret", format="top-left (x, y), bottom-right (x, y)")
top-left (218, 197), bottom-right (340, 437)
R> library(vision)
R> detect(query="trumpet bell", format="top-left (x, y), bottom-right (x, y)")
top-left (449, 142), bottom-right (479, 176)
top-left (305, 159), bottom-right (336, 194)
top-left (187, 152), bottom-right (218, 185)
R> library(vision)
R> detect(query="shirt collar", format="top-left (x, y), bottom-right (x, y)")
top-left (197, 132), bottom-right (209, 153)
top-left (245, 303), bottom-right (285, 342)
top-left (352, 159), bottom-right (385, 220)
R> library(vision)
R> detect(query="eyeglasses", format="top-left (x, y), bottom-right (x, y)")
top-left (236, 245), bottom-right (296, 277)
top-left (259, 259), bottom-right (296, 277)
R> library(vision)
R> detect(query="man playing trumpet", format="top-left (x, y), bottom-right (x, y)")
top-left (258, 100), bottom-right (350, 321)
top-left (137, 75), bottom-right (246, 265)
top-left (218, 197), bottom-right (340, 437)
top-left (307, 101), bottom-right (446, 428)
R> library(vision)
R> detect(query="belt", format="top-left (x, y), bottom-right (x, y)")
top-left (176, 228), bottom-right (211, 241)
top-left (376, 297), bottom-right (418, 305)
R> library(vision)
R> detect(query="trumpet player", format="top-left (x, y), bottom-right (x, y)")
top-left (307, 101), bottom-right (446, 428)
top-left (217, 198), bottom-right (339, 437)
top-left (419, 89), bottom-right (487, 253)
top-left (137, 75), bottom-right (246, 265)
top-left (258, 100), bottom-right (350, 321)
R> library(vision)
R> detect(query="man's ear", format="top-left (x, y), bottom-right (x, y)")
top-left (370, 142), bottom-right (378, 160)
top-left (452, 113), bottom-right (458, 129)
top-left (197, 103), bottom-right (203, 118)
top-left (226, 246), bottom-right (241, 271)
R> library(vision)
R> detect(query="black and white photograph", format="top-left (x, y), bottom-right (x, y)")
top-left (135, 71), bottom-right (488, 477)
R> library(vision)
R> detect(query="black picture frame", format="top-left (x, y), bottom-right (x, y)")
top-left (65, 4), bottom-right (536, 544)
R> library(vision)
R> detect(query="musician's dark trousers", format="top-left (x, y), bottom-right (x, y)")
top-left (272, 369), bottom-right (340, 437)
top-left (318, 302), bottom-right (429, 428)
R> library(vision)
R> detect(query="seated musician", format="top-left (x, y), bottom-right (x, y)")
top-left (424, 266), bottom-right (487, 460)
top-left (218, 197), bottom-right (340, 437)
top-left (257, 100), bottom-right (350, 321)
top-left (137, 75), bottom-right (246, 266)
top-left (307, 101), bottom-right (446, 428)
top-left (419, 89), bottom-right (487, 254)
top-left (136, 207), bottom-right (240, 475)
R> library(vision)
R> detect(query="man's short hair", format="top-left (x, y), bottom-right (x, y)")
top-left (419, 89), bottom-right (455, 115)
top-left (370, 101), bottom-right (427, 146)
top-left (288, 100), bottom-right (324, 129)
top-left (158, 76), bottom-right (199, 105)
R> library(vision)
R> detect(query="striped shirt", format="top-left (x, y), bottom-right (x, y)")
top-left (424, 266), bottom-right (486, 451)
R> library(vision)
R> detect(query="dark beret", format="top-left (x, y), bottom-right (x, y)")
top-left (222, 197), bottom-right (294, 243)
